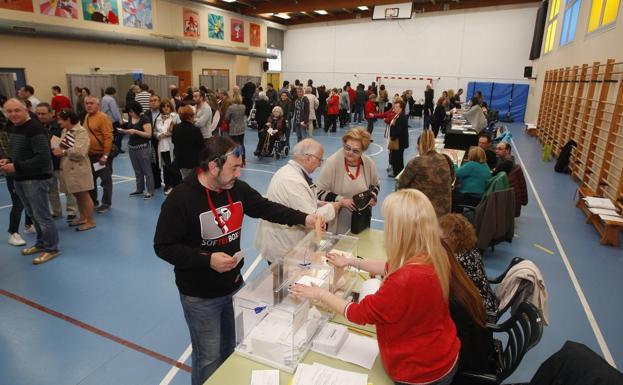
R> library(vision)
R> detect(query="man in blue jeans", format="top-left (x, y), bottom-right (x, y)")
top-left (154, 136), bottom-right (321, 385)
top-left (1, 98), bottom-right (60, 264)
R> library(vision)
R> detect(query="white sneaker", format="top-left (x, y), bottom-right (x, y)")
top-left (24, 225), bottom-right (35, 234)
top-left (8, 233), bottom-right (26, 246)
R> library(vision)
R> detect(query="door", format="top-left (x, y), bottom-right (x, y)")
top-left (0, 68), bottom-right (26, 95)
top-left (173, 71), bottom-right (192, 91)
top-left (267, 73), bottom-right (280, 88)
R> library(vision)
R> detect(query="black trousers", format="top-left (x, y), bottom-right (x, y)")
top-left (89, 154), bottom-right (113, 206)
top-left (151, 137), bottom-right (162, 188)
top-left (6, 176), bottom-right (33, 233)
top-left (390, 148), bottom-right (405, 175)
top-left (339, 109), bottom-right (348, 127)
top-left (367, 118), bottom-right (376, 134)
top-left (326, 115), bottom-right (338, 132)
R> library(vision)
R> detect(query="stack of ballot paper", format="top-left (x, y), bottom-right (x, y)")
top-left (312, 323), bottom-right (379, 369)
top-left (292, 363), bottom-right (368, 385)
top-left (584, 197), bottom-right (623, 224)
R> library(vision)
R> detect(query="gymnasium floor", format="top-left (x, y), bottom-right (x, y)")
top-left (0, 119), bottom-right (621, 385)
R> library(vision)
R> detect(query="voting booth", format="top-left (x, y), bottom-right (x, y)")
top-left (234, 232), bottom-right (359, 372)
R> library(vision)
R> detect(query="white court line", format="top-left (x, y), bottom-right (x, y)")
top-left (367, 143), bottom-right (384, 157)
top-left (0, 178), bottom-right (135, 211)
top-left (511, 137), bottom-right (616, 368)
top-left (242, 167), bottom-right (275, 175)
top-left (112, 174), bottom-right (136, 180)
top-left (371, 218), bottom-right (384, 223)
top-left (158, 253), bottom-right (265, 385)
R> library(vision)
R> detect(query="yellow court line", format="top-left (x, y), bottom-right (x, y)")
top-left (533, 243), bottom-right (555, 255)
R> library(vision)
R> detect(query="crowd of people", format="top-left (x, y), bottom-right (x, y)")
top-left (1, 77), bottom-right (507, 385)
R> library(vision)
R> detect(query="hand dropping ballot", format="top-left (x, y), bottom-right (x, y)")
top-left (233, 249), bottom-right (247, 264)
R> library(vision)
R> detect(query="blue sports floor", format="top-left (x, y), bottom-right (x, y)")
top-left (0, 119), bottom-right (621, 384)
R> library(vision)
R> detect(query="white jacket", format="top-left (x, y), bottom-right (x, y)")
top-left (305, 94), bottom-right (319, 121)
top-left (255, 160), bottom-right (336, 263)
top-left (494, 260), bottom-right (549, 325)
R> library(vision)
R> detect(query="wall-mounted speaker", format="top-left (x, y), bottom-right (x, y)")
top-left (262, 61), bottom-right (269, 72)
top-left (524, 66), bottom-right (533, 78)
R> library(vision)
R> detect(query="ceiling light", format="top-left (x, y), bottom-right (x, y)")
top-left (357, 6), bottom-right (369, 10)
top-left (314, 10), bottom-right (328, 15)
top-left (275, 13), bottom-right (291, 19)
top-left (222, 0), bottom-right (236, 3)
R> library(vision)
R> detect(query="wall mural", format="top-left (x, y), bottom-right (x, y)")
top-left (249, 22), bottom-right (260, 47)
top-left (0, 0), bottom-right (34, 12)
top-left (230, 18), bottom-right (244, 43)
top-left (40, 0), bottom-right (78, 18)
top-left (208, 13), bottom-right (224, 40)
top-left (122, 0), bottom-right (152, 29)
top-left (82, 0), bottom-right (119, 24)
top-left (183, 8), bottom-right (200, 38)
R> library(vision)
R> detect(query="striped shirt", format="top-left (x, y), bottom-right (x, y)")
top-left (134, 91), bottom-right (152, 113)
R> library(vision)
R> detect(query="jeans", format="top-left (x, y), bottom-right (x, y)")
top-left (49, 170), bottom-right (78, 217)
top-left (129, 145), bottom-right (155, 194)
top-left (294, 123), bottom-right (308, 142)
top-left (14, 179), bottom-right (59, 251)
top-left (353, 104), bottom-right (364, 123)
top-left (394, 360), bottom-right (457, 385)
top-left (180, 292), bottom-right (237, 385)
top-left (89, 154), bottom-right (113, 206)
top-left (6, 176), bottom-right (33, 233)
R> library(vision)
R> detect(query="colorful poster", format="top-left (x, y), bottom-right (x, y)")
top-left (230, 18), bottom-right (244, 43)
top-left (249, 23), bottom-right (260, 47)
top-left (40, 0), bottom-right (78, 18)
top-left (122, 0), bottom-right (152, 29)
top-left (82, 0), bottom-right (119, 24)
top-left (208, 13), bottom-right (224, 40)
top-left (0, 0), bottom-right (34, 12)
top-left (183, 8), bottom-right (200, 38)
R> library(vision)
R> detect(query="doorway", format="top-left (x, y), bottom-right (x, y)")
top-left (0, 68), bottom-right (26, 96)
top-left (267, 73), bottom-right (280, 89)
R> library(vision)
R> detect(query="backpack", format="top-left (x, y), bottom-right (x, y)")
top-left (555, 140), bottom-right (577, 173)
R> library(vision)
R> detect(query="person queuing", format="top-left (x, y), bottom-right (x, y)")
top-left (154, 100), bottom-right (180, 195)
top-left (430, 96), bottom-right (449, 138)
top-left (339, 86), bottom-right (350, 129)
top-left (172, 105), bottom-right (204, 180)
top-left (83, 96), bottom-right (114, 214)
top-left (144, 94), bottom-right (163, 190)
top-left (325, 88), bottom-right (339, 133)
top-left (387, 99), bottom-right (409, 177)
top-left (50, 85), bottom-right (72, 117)
top-left (101, 87), bottom-right (124, 154)
top-left (154, 136), bottom-right (322, 385)
top-left (53, 109), bottom-right (96, 232)
top-left (1, 98), bottom-right (60, 265)
top-left (224, 95), bottom-right (247, 164)
top-left (277, 92), bottom-right (292, 150)
top-left (290, 189), bottom-right (461, 385)
top-left (291, 87), bottom-right (310, 142)
top-left (120, 101), bottom-right (155, 200)
top-left (193, 90), bottom-right (213, 140)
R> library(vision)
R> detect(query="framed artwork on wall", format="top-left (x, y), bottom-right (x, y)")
top-left (0, 0), bottom-right (34, 12)
top-left (183, 8), bottom-right (200, 38)
top-left (231, 18), bottom-right (244, 43)
top-left (40, 0), bottom-right (78, 18)
top-left (122, 0), bottom-right (152, 30)
top-left (249, 23), bottom-right (260, 47)
top-left (208, 13), bottom-right (224, 40)
top-left (82, 0), bottom-right (119, 24)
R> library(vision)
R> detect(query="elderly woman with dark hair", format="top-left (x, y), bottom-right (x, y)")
top-left (118, 101), bottom-right (155, 199)
top-left (317, 127), bottom-right (380, 234)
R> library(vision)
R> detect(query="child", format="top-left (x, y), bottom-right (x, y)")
top-left (365, 94), bottom-right (378, 134)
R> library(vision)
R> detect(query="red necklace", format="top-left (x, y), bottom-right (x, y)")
top-left (204, 186), bottom-right (234, 234)
top-left (344, 159), bottom-right (361, 180)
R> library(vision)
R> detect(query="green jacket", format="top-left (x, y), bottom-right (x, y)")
top-left (485, 172), bottom-right (510, 195)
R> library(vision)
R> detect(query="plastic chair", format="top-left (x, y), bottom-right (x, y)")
top-left (460, 302), bottom-right (544, 384)
top-left (486, 257), bottom-right (525, 323)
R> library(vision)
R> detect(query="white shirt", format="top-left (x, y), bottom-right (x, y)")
top-left (155, 113), bottom-right (180, 153)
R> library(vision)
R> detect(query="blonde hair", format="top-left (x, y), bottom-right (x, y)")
top-left (342, 127), bottom-right (371, 151)
top-left (468, 146), bottom-right (486, 163)
top-left (382, 189), bottom-right (451, 299)
top-left (418, 130), bottom-right (436, 154)
top-left (447, 89), bottom-right (455, 98)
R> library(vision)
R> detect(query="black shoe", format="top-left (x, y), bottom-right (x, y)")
top-left (388, 173), bottom-right (396, 178)
top-left (96, 204), bottom-right (110, 214)
top-left (129, 191), bottom-right (143, 197)
top-left (119, 149), bottom-right (126, 154)
top-left (66, 214), bottom-right (77, 222)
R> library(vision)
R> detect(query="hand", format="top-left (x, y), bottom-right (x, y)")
top-left (305, 213), bottom-right (325, 230)
top-left (52, 148), bottom-right (64, 157)
top-left (301, 122), bottom-right (307, 127)
top-left (340, 198), bottom-right (356, 211)
top-left (331, 201), bottom-right (342, 213)
top-left (208, 252), bottom-right (238, 273)
top-left (369, 192), bottom-right (378, 207)
top-left (368, 113), bottom-right (374, 118)
top-left (289, 283), bottom-right (326, 301)
top-left (98, 156), bottom-right (107, 165)
top-left (0, 158), bottom-right (8, 166)
top-left (1, 163), bottom-right (15, 173)
top-left (326, 252), bottom-right (352, 268)
top-left (126, 129), bottom-right (136, 135)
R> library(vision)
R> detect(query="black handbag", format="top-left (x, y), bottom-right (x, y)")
top-left (350, 189), bottom-right (374, 234)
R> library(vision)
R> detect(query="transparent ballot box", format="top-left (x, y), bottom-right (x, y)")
top-left (233, 232), bottom-right (359, 372)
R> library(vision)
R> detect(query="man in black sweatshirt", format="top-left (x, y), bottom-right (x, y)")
top-left (154, 136), bottom-right (320, 385)
top-left (1, 99), bottom-right (60, 264)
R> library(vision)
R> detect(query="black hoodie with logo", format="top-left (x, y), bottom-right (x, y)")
top-left (154, 173), bottom-right (307, 298)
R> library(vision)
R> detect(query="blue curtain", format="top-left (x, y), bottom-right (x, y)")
top-left (466, 81), bottom-right (529, 122)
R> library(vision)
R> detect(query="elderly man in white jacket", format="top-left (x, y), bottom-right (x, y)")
top-left (256, 139), bottom-right (339, 263)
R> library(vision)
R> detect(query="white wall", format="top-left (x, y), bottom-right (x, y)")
top-left (282, 4), bottom-right (538, 99)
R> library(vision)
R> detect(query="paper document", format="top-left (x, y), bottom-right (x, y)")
top-left (600, 214), bottom-right (623, 224)
top-left (233, 249), bottom-right (247, 264)
top-left (250, 370), bottom-right (279, 385)
top-left (296, 275), bottom-right (325, 287)
top-left (359, 278), bottom-right (381, 302)
top-left (292, 362), bottom-right (368, 385)
top-left (588, 207), bottom-right (620, 216)
top-left (584, 197), bottom-right (618, 211)
top-left (92, 162), bottom-right (106, 172)
top-left (313, 331), bottom-right (379, 370)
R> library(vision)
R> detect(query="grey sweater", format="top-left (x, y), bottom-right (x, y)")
top-left (8, 118), bottom-right (53, 181)
top-left (225, 104), bottom-right (247, 136)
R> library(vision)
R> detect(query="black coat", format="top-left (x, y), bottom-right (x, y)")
top-left (172, 121), bottom-right (204, 169)
top-left (254, 100), bottom-right (272, 129)
top-left (389, 113), bottom-right (409, 149)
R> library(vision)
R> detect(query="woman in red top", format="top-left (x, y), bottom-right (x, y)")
top-left (291, 189), bottom-right (460, 385)
top-left (365, 94), bottom-right (378, 134)
top-left (326, 88), bottom-right (340, 133)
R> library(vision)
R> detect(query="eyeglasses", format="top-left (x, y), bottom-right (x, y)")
top-left (214, 146), bottom-right (244, 163)
top-left (306, 153), bottom-right (324, 164)
top-left (343, 144), bottom-right (362, 156)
